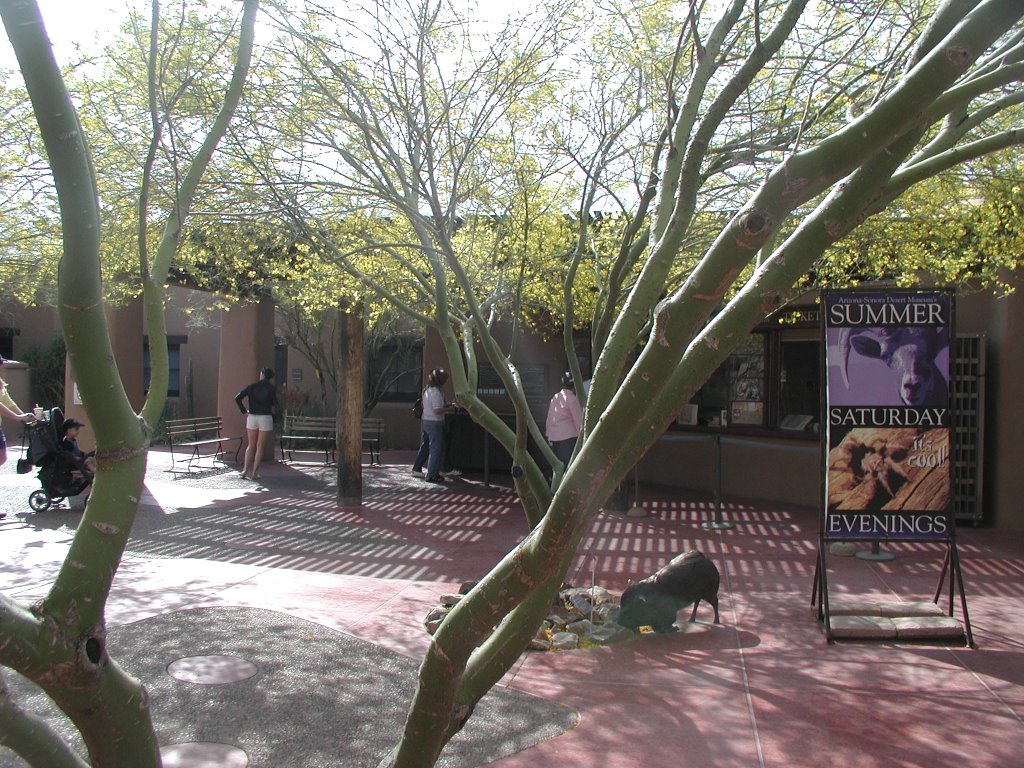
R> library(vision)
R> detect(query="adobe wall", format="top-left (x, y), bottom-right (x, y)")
top-left (637, 434), bottom-right (820, 509)
top-left (218, 297), bottom-right (276, 460)
top-left (958, 288), bottom-right (1024, 529)
top-left (0, 303), bottom-right (61, 358)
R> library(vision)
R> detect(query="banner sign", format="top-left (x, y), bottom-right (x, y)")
top-left (822, 289), bottom-right (954, 540)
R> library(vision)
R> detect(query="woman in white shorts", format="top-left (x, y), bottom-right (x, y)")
top-left (234, 367), bottom-right (277, 480)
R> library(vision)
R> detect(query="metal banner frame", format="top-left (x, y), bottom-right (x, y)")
top-left (812, 288), bottom-right (972, 645)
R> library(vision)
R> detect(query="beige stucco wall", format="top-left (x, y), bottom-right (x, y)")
top-left (218, 297), bottom-right (276, 459)
top-left (0, 302), bottom-right (60, 359)
top-left (958, 288), bottom-right (1024, 528)
top-left (369, 401), bottom-right (422, 450)
top-left (638, 433), bottom-right (820, 508)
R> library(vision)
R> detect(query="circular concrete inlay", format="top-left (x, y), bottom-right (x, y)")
top-left (167, 654), bottom-right (258, 685)
top-left (161, 742), bottom-right (248, 767)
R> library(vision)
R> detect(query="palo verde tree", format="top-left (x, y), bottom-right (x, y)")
top-left (429, 2), bottom-right (1023, 765)
top-left (254, 0), bottom-right (582, 526)
top-left (250, 1), bottom-right (1024, 766)
top-left (0, 1), bottom-right (259, 766)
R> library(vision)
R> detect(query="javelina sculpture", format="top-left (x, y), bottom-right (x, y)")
top-left (618, 551), bottom-right (720, 633)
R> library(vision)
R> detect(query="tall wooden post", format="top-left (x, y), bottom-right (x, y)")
top-left (336, 301), bottom-right (364, 505)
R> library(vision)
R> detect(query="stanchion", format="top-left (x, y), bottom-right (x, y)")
top-left (483, 429), bottom-right (490, 487)
top-left (702, 433), bottom-right (734, 531)
top-left (856, 540), bottom-right (896, 561)
top-left (626, 466), bottom-right (647, 517)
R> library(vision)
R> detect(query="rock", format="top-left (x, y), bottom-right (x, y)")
top-left (458, 581), bottom-right (477, 594)
top-left (424, 606), bottom-right (448, 624)
top-left (567, 595), bottom-right (593, 615)
top-left (425, 581), bottom-right (649, 652)
top-left (829, 542), bottom-right (858, 556)
top-left (565, 619), bottom-right (595, 636)
top-left (592, 603), bottom-right (620, 624)
top-left (546, 611), bottom-right (575, 626)
top-left (561, 585), bottom-right (616, 606)
top-left (587, 623), bottom-right (637, 645)
top-left (550, 632), bottom-right (580, 651)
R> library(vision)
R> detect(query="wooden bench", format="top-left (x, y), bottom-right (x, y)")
top-left (279, 415), bottom-right (385, 465)
top-left (280, 415), bottom-right (336, 464)
top-left (362, 417), bottom-right (384, 466)
top-left (165, 416), bottom-right (242, 474)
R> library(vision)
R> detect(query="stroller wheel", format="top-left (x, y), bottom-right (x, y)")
top-left (29, 490), bottom-right (51, 512)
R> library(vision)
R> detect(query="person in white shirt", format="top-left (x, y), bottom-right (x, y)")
top-left (411, 368), bottom-right (456, 483)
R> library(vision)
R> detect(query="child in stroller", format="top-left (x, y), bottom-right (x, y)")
top-left (21, 407), bottom-right (94, 512)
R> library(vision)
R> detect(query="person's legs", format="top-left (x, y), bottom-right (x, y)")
top-left (425, 420), bottom-right (445, 481)
top-left (553, 437), bottom-right (577, 466)
top-left (241, 426), bottom-right (259, 478)
top-left (251, 428), bottom-right (273, 479)
top-left (412, 429), bottom-right (430, 473)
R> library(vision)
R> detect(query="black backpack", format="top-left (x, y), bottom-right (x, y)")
top-left (412, 397), bottom-right (423, 419)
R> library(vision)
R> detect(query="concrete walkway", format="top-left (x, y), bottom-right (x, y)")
top-left (2, 446), bottom-right (1023, 767)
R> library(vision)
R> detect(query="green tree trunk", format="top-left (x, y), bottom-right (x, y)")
top-left (384, 2), bottom-right (1024, 766)
top-left (0, 1), bottom-right (259, 765)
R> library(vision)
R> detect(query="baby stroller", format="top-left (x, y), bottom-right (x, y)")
top-left (20, 407), bottom-right (93, 512)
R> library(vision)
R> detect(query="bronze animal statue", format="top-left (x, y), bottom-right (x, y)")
top-left (618, 551), bottom-right (721, 633)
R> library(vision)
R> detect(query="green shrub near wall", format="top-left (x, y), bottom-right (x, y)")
top-left (21, 335), bottom-right (66, 409)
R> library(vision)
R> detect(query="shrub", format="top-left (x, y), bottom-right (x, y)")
top-left (21, 335), bottom-right (66, 409)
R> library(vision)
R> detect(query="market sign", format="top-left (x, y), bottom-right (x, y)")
top-left (822, 289), bottom-right (954, 541)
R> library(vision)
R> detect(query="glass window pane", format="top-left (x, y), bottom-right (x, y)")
top-left (778, 339), bottom-right (819, 432)
top-left (728, 335), bottom-right (765, 426)
top-left (369, 339), bottom-right (423, 400)
top-left (143, 342), bottom-right (181, 398)
top-left (691, 334), bottom-right (765, 427)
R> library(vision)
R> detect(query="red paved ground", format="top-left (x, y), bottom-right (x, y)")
top-left (3, 448), bottom-right (1022, 767)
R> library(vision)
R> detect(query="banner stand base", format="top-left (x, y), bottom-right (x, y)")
top-left (812, 539), bottom-right (974, 647)
top-left (855, 549), bottom-right (896, 561)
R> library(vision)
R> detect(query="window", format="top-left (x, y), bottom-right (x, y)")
top-left (690, 334), bottom-right (766, 426)
top-left (680, 313), bottom-right (822, 435)
top-left (778, 337), bottom-right (819, 431)
top-left (728, 335), bottom-right (766, 425)
top-left (143, 336), bottom-right (183, 397)
top-left (0, 328), bottom-right (15, 360)
top-left (368, 337), bottom-right (422, 401)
